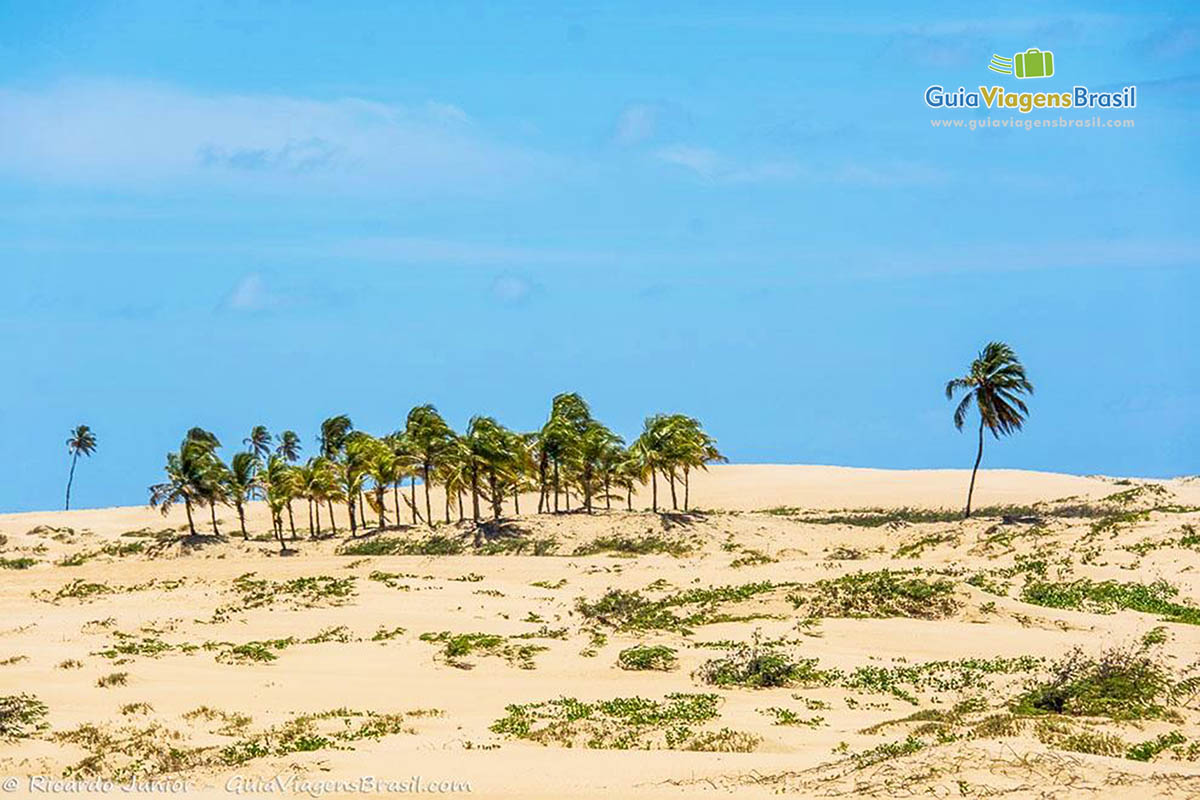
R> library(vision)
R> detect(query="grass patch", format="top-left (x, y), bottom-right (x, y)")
top-left (1126, 731), bottom-right (1187, 762)
top-left (576, 581), bottom-right (782, 634)
top-left (418, 631), bottom-right (546, 670)
top-left (1011, 644), bottom-right (1178, 721)
top-left (490, 693), bottom-right (742, 750)
top-left (0, 694), bottom-right (49, 739)
top-left (211, 573), bottom-right (356, 621)
top-left (617, 645), bottom-right (678, 671)
top-left (97, 671), bottom-right (129, 688)
top-left (573, 535), bottom-right (690, 557)
top-left (1020, 578), bottom-right (1200, 625)
top-left (696, 636), bottom-right (831, 689)
top-left (0, 556), bottom-right (36, 570)
top-left (337, 534), bottom-right (464, 556)
top-left (789, 570), bottom-right (959, 619)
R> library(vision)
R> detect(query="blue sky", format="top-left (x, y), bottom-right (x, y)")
top-left (1, 1), bottom-right (1197, 511)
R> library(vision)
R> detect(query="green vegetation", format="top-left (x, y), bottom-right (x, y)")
top-left (617, 644), bottom-right (678, 671)
top-left (760, 707), bottom-right (825, 727)
top-left (96, 671), bottom-right (129, 688)
top-left (576, 581), bottom-right (781, 634)
top-left (490, 693), bottom-right (744, 750)
top-left (419, 631), bottom-right (547, 669)
top-left (696, 637), bottom-right (828, 689)
top-left (337, 534), bottom-right (465, 556)
top-left (1020, 578), bottom-right (1200, 624)
top-left (1011, 645), bottom-right (1178, 720)
top-left (0, 556), bottom-right (36, 570)
top-left (573, 535), bottom-right (691, 557)
top-left (789, 570), bottom-right (959, 619)
top-left (1126, 731), bottom-right (1187, 762)
top-left (0, 694), bottom-right (49, 739)
top-left (212, 573), bottom-right (356, 620)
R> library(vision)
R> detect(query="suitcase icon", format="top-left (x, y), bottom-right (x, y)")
top-left (1014, 48), bottom-right (1054, 79)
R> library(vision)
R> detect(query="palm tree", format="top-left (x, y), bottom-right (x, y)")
top-left (226, 452), bottom-right (260, 540)
top-left (149, 439), bottom-right (219, 537)
top-left (945, 341), bottom-right (1034, 518)
top-left (406, 404), bottom-right (454, 526)
top-left (244, 425), bottom-right (272, 462)
top-left (276, 430), bottom-right (302, 462)
top-left (575, 420), bottom-right (622, 513)
top-left (261, 455), bottom-right (295, 551)
top-left (667, 415), bottom-right (725, 511)
top-left (64, 424), bottom-right (97, 510)
top-left (537, 393), bottom-right (591, 513)
top-left (631, 415), bottom-right (673, 512)
top-left (318, 415), bottom-right (352, 531)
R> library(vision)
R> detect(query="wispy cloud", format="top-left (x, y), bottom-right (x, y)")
top-left (613, 103), bottom-right (659, 146)
top-left (221, 273), bottom-right (278, 313)
top-left (0, 80), bottom-right (544, 194)
top-left (654, 144), bottom-right (944, 186)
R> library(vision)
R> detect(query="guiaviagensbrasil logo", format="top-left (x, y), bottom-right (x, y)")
top-left (988, 48), bottom-right (1054, 79)
top-left (925, 46), bottom-right (1136, 115)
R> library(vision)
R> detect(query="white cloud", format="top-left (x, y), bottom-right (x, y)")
top-left (0, 79), bottom-right (542, 193)
top-left (614, 103), bottom-right (658, 145)
top-left (222, 273), bottom-right (276, 312)
top-left (655, 144), bottom-right (943, 186)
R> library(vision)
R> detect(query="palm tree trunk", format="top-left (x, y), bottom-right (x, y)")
top-left (287, 502), bottom-right (297, 540)
top-left (393, 485), bottom-right (400, 526)
top-left (683, 467), bottom-right (690, 511)
top-left (184, 498), bottom-right (196, 536)
top-left (445, 490), bottom-right (451, 524)
top-left (347, 497), bottom-right (357, 534)
top-left (423, 464), bottom-right (433, 526)
top-left (308, 500), bottom-right (315, 537)
top-left (457, 489), bottom-right (465, 523)
top-left (488, 468), bottom-right (501, 520)
top-left (669, 471), bottom-right (678, 510)
top-left (314, 502), bottom-right (322, 537)
top-left (65, 452), bottom-right (79, 511)
top-left (327, 500), bottom-right (338, 533)
top-left (605, 475), bottom-right (611, 511)
top-left (538, 456), bottom-right (548, 513)
top-left (470, 469), bottom-right (481, 522)
top-left (411, 477), bottom-right (419, 525)
top-left (965, 418), bottom-right (985, 519)
top-left (237, 501), bottom-right (248, 540)
top-left (626, 486), bottom-right (632, 511)
top-left (553, 461), bottom-right (560, 512)
top-left (513, 487), bottom-right (520, 515)
top-left (651, 469), bottom-right (658, 512)
top-left (209, 504), bottom-right (220, 535)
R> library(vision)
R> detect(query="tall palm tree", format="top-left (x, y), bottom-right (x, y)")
top-left (243, 425), bottom-right (272, 462)
top-left (537, 393), bottom-right (590, 513)
top-left (406, 404), bottom-right (454, 526)
top-left (632, 415), bottom-right (673, 512)
top-left (575, 420), bottom-right (622, 513)
top-left (318, 415), bottom-right (352, 531)
top-left (275, 430), bottom-right (302, 462)
top-left (226, 452), bottom-right (260, 540)
top-left (64, 424), bottom-right (97, 511)
top-left (945, 341), bottom-right (1034, 518)
top-left (149, 439), bottom-right (219, 537)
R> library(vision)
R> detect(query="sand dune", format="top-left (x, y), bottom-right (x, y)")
top-left (2, 465), bottom-right (1199, 798)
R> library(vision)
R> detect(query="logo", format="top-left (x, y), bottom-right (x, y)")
top-left (989, 48), bottom-right (1055, 79)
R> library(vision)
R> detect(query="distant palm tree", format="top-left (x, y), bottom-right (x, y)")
top-left (276, 430), bottom-right (302, 462)
top-left (226, 452), bottom-right (261, 540)
top-left (945, 341), bottom-right (1034, 518)
top-left (318, 415), bottom-right (353, 531)
top-left (64, 424), bottom-right (97, 510)
top-left (149, 439), bottom-right (219, 537)
top-left (244, 425), bottom-right (272, 462)
top-left (406, 404), bottom-right (454, 526)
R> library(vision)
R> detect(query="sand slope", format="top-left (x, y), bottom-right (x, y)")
top-left (2, 465), bottom-right (1200, 799)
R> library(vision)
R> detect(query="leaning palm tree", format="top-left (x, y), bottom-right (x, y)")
top-left (149, 439), bottom-right (218, 537)
top-left (226, 452), bottom-right (261, 540)
top-left (64, 424), bottom-right (97, 510)
top-left (243, 425), bottom-right (272, 462)
top-left (945, 341), bottom-right (1034, 518)
top-left (275, 430), bottom-right (302, 462)
top-left (406, 404), bottom-right (454, 526)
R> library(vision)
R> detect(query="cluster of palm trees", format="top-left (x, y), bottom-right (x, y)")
top-left (148, 393), bottom-right (725, 542)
